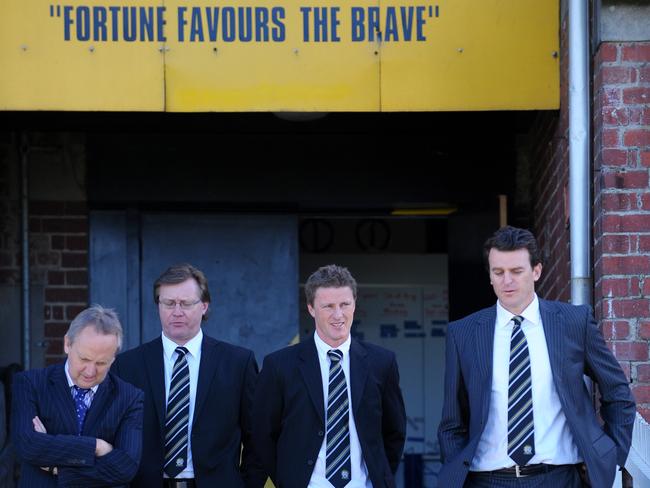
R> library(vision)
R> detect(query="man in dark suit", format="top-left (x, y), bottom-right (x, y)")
top-left (438, 226), bottom-right (636, 488)
top-left (12, 305), bottom-right (144, 487)
top-left (111, 263), bottom-right (264, 488)
top-left (253, 264), bottom-right (406, 488)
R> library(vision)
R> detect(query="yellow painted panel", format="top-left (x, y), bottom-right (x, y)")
top-left (380, 0), bottom-right (559, 110)
top-left (0, 0), bottom-right (558, 111)
top-left (163, 0), bottom-right (380, 111)
top-left (0, 1), bottom-right (164, 111)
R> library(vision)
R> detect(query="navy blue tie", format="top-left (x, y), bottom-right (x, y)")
top-left (507, 315), bottom-right (535, 465)
top-left (73, 385), bottom-right (91, 435)
top-left (164, 346), bottom-right (191, 478)
top-left (326, 349), bottom-right (351, 488)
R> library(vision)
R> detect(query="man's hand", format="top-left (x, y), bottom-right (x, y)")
top-left (95, 438), bottom-right (114, 457)
top-left (33, 416), bottom-right (58, 475)
top-left (33, 416), bottom-right (47, 433)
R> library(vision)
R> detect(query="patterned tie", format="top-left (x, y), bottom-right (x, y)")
top-left (164, 346), bottom-right (190, 478)
top-left (73, 385), bottom-right (91, 435)
top-left (507, 315), bottom-right (535, 466)
top-left (326, 349), bottom-right (351, 488)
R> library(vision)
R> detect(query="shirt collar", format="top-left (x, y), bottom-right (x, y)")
top-left (64, 360), bottom-right (100, 394)
top-left (496, 294), bottom-right (541, 329)
top-left (313, 330), bottom-right (351, 359)
top-left (162, 328), bottom-right (203, 361)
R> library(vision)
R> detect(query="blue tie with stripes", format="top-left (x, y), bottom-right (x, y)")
top-left (164, 346), bottom-right (190, 478)
top-left (326, 349), bottom-right (351, 487)
top-left (507, 315), bottom-right (535, 466)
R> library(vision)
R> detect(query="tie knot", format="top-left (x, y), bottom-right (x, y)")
top-left (175, 346), bottom-right (189, 357)
top-left (328, 349), bottom-right (343, 363)
top-left (73, 385), bottom-right (91, 396)
top-left (512, 315), bottom-right (524, 327)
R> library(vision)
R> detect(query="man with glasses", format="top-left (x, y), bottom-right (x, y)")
top-left (112, 263), bottom-right (264, 488)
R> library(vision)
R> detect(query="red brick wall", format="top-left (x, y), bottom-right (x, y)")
top-left (594, 41), bottom-right (650, 420)
top-left (30, 202), bottom-right (89, 365)
top-left (0, 135), bottom-right (88, 368)
top-left (531, 14), bottom-right (571, 304)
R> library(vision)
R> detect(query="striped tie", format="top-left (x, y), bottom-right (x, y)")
top-left (164, 346), bottom-right (190, 478)
top-left (326, 349), bottom-right (351, 488)
top-left (507, 315), bottom-right (535, 466)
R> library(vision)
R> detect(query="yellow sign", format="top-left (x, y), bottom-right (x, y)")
top-left (0, 0), bottom-right (559, 111)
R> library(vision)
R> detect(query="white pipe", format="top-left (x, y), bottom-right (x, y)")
top-left (568, 0), bottom-right (591, 306)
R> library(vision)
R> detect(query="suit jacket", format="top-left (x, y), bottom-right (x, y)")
top-left (11, 364), bottom-right (144, 487)
top-left (111, 334), bottom-right (265, 488)
top-left (437, 299), bottom-right (636, 488)
top-left (252, 335), bottom-right (406, 488)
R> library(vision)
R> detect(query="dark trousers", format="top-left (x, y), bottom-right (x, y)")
top-left (463, 465), bottom-right (583, 488)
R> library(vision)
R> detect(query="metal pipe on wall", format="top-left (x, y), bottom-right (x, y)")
top-left (19, 133), bottom-right (30, 370)
top-left (568, 0), bottom-right (592, 306)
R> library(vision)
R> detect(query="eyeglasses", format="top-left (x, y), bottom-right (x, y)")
top-left (158, 298), bottom-right (202, 310)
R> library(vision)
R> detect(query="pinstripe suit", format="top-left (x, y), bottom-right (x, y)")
top-left (437, 299), bottom-right (635, 488)
top-left (11, 364), bottom-right (144, 487)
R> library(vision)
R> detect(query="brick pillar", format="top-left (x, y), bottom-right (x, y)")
top-left (30, 202), bottom-right (89, 365)
top-left (593, 41), bottom-right (650, 420)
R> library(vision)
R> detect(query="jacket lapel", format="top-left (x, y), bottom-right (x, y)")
top-left (143, 338), bottom-right (167, 432)
top-left (49, 364), bottom-right (79, 434)
top-left (349, 339), bottom-right (369, 417)
top-left (299, 337), bottom-right (325, 424)
top-left (475, 306), bottom-right (496, 383)
top-left (474, 306), bottom-right (496, 421)
top-left (539, 299), bottom-right (565, 384)
top-left (82, 375), bottom-right (113, 434)
top-left (194, 336), bottom-right (220, 424)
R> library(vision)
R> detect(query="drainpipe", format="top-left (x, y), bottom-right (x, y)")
top-left (19, 133), bottom-right (31, 370)
top-left (568, 0), bottom-right (591, 307)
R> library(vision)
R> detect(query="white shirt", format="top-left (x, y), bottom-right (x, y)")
top-left (309, 332), bottom-right (372, 488)
top-left (471, 295), bottom-right (582, 470)
top-left (162, 329), bottom-right (203, 479)
top-left (65, 360), bottom-right (99, 408)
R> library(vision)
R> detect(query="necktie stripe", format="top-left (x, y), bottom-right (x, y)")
top-left (508, 398), bottom-right (533, 427)
top-left (508, 408), bottom-right (534, 435)
top-left (508, 376), bottom-right (532, 403)
top-left (508, 418), bottom-right (535, 448)
top-left (326, 444), bottom-right (351, 475)
top-left (507, 315), bottom-right (535, 466)
top-left (328, 384), bottom-right (347, 405)
top-left (327, 430), bottom-right (350, 455)
top-left (326, 349), bottom-right (351, 487)
top-left (164, 346), bottom-right (190, 478)
top-left (167, 384), bottom-right (190, 407)
top-left (167, 370), bottom-right (190, 403)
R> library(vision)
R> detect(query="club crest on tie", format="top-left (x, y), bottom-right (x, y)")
top-left (523, 445), bottom-right (533, 455)
top-left (176, 458), bottom-right (184, 467)
top-left (341, 469), bottom-right (350, 480)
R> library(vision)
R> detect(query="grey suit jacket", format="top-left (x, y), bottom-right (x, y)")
top-left (437, 299), bottom-right (636, 488)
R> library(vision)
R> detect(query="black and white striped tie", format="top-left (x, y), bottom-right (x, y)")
top-left (326, 349), bottom-right (351, 488)
top-left (164, 346), bottom-right (190, 478)
top-left (507, 315), bottom-right (535, 466)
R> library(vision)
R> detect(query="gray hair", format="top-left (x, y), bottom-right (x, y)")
top-left (65, 304), bottom-right (123, 352)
